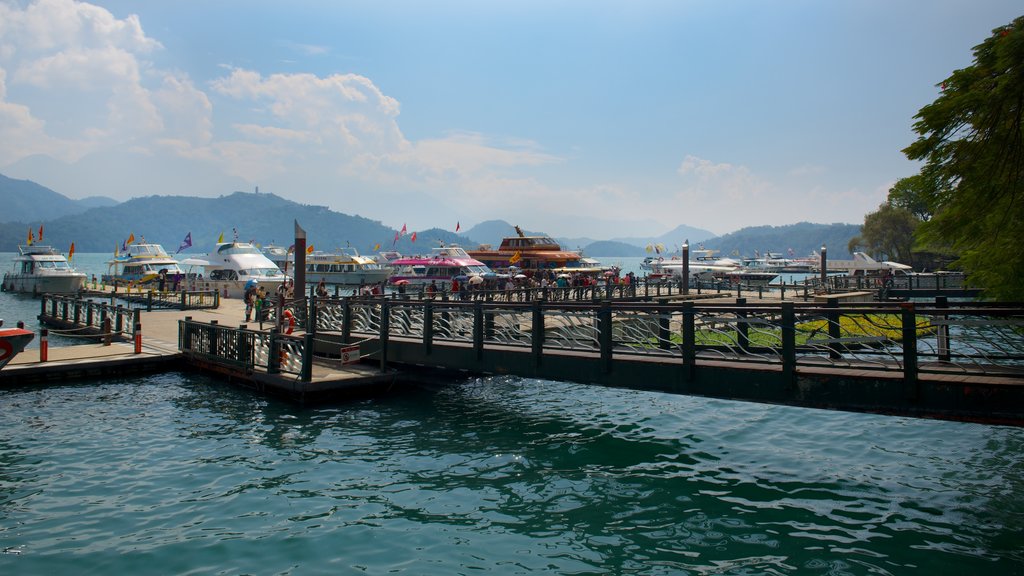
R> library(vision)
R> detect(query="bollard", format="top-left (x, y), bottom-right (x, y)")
top-left (103, 317), bottom-right (113, 346)
top-left (134, 322), bottom-right (142, 354)
top-left (40, 328), bottom-right (48, 362)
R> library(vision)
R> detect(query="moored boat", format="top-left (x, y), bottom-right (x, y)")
top-left (388, 245), bottom-right (497, 286)
top-left (2, 245), bottom-right (86, 294)
top-left (196, 240), bottom-right (288, 298)
top-left (0, 323), bottom-right (34, 370)
top-left (307, 248), bottom-right (392, 286)
top-left (103, 242), bottom-right (186, 288)
top-left (466, 225), bottom-right (598, 277)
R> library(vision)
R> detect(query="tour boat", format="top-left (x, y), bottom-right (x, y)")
top-left (194, 240), bottom-right (288, 298)
top-left (466, 225), bottom-right (598, 276)
top-left (0, 323), bottom-right (34, 370)
top-left (104, 242), bottom-right (187, 287)
top-left (2, 244), bottom-right (86, 294)
top-left (306, 248), bottom-right (392, 286)
top-left (387, 245), bottom-right (497, 286)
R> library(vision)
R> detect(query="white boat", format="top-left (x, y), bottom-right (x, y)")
top-left (261, 244), bottom-right (293, 273)
top-left (2, 244), bottom-right (86, 294)
top-left (306, 248), bottom-right (392, 286)
top-left (651, 252), bottom-right (777, 286)
top-left (826, 252), bottom-right (913, 276)
top-left (195, 240), bottom-right (288, 298)
top-left (103, 242), bottom-right (187, 288)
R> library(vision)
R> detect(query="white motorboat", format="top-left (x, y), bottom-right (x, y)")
top-left (2, 244), bottom-right (86, 294)
top-left (306, 247), bottom-right (392, 286)
top-left (195, 240), bottom-right (288, 298)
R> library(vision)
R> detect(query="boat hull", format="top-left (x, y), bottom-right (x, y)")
top-left (2, 272), bottom-right (86, 295)
top-left (0, 328), bottom-right (35, 370)
top-left (306, 270), bottom-right (392, 286)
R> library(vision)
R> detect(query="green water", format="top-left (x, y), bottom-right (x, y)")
top-left (0, 372), bottom-right (1021, 575)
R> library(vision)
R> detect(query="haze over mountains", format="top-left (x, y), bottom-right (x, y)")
top-left (0, 175), bottom-right (858, 258)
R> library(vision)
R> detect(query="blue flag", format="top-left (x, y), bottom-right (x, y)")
top-left (176, 232), bottom-right (192, 254)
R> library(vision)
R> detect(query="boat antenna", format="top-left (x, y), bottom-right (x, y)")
top-left (514, 225), bottom-right (524, 238)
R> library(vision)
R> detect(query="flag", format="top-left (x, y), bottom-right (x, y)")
top-left (509, 251), bottom-right (522, 264)
top-left (410, 231), bottom-right (417, 243)
top-left (217, 232), bottom-right (224, 243)
top-left (400, 223), bottom-right (407, 236)
top-left (114, 243), bottom-right (119, 257)
top-left (455, 221), bottom-right (460, 232)
top-left (38, 224), bottom-right (43, 242)
top-left (373, 243), bottom-right (380, 251)
top-left (392, 231), bottom-right (400, 246)
top-left (306, 244), bottom-right (315, 254)
top-left (127, 232), bottom-right (135, 246)
top-left (287, 244), bottom-right (295, 253)
top-left (68, 242), bottom-right (75, 261)
top-left (27, 227), bottom-right (33, 245)
top-left (176, 232), bottom-right (192, 254)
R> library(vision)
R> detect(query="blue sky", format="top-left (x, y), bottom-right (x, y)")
top-left (0, 0), bottom-right (1019, 238)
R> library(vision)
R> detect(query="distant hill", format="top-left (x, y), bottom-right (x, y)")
top-left (0, 173), bottom-right (119, 223)
top-left (610, 224), bottom-right (717, 248)
top-left (582, 240), bottom-right (648, 257)
top-left (701, 222), bottom-right (861, 259)
top-left (0, 191), bottom-right (471, 254)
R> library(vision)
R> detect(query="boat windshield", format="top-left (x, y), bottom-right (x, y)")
top-left (241, 268), bottom-right (283, 278)
top-left (218, 244), bottom-right (262, 255)
top-left (36, 261), bottom-right (71, 270)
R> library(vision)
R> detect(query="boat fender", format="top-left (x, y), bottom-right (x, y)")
top-left (282, 309), bottom-right (295, 335)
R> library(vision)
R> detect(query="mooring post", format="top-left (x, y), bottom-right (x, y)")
top-left (301, 332), bottom-right (314, 382)
top-left (826, 299), bottom-right (841, 360)
top-left (39, 328), bottom-right (48, 362)
top-left (781, 302), bottom-right (796, 387)
top-left (268, 327), bottom-right (280, 374)
top-left (103, 317), bottom-right (112, 346)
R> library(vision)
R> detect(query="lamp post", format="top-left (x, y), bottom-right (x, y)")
top-left (819, 243), bottom-right (827, 292)
top-left (682, 239), bottom-right (690, 295)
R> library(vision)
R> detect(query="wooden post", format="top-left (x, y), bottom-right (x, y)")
top-left (735, 298), bottom-right (749, 353)
top-left (301, 332), bottom-right (314, 382)
top-left (532, 300), bottom-right (544, 368)
top-left (473, 301), bottom-right (484, 360)
top-left (781, 302), bottom-right (796, 387)
top-left (599, 301), bottom-right (613, 373)
top-left (379, 300), bottom-right (390, 372)
top-left (423, 300), bottom-right (434, 355)
top-left (681, 302), bottom-right (695, 382)
top-left (826, 299), bottom-right (841, 360)
top-left (901, 302), bottom-right (919, 398)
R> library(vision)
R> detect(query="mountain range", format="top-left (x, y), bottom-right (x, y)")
top-left (0, 174), bottom-right (859, 258)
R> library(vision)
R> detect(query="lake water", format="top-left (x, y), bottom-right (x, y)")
top-left (2, 254), bottom-right (1023, 574)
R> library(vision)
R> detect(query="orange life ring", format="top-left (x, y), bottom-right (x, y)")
top-left (282, 309), bottom-right (295, 335)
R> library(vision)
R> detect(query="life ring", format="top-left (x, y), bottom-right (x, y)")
top-left (282, 309), bottom-right (295, 335)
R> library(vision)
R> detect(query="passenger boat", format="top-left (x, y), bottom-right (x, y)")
top-left (0, 323), bottom-right (34, 370)
top-left (194, 240), bottom-right (288, 299)
top-left (650, 251), bottom-right (778, 286)
top-left (466, 226), bottom-right (598, 276)
top-left (2, 244), bottom-right (86, 294)
top-left (306, 248), bottom-right (392, 286)
top-left (103, 242), bottom-right (186, 288)
top-left (387, 245), bottom-right (497, 286)
top-left (261, 244), bottom-right (292, 273)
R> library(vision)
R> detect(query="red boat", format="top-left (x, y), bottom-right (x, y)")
top-left (0, 326), bottom-right (34, 370)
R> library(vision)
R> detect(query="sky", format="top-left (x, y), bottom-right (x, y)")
top-left (0, 0), bottom-right (1020, 238)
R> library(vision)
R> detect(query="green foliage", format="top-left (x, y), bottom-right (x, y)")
top-left (859, 203), bottom-right (919, 264)
top-left (887, 175), bottom-right (933, 221)
top-left (903, 17), bottom-right (1024, 300)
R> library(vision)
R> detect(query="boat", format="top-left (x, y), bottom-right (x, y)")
top-left (466, 226), bottom-right (598, 276)
top-left (2, 244), bottom-right (86, 294)
top-left (651, 250), bottom-right (777, 286)
top-left (306, 247), bottom-right (392, 286)
top-left (387, 245), bottom-right (498, 286)
top-left (826, 252), bottom-right (913, 276)
top-left (194, 240), bottom-right (289, 298)
top-left (261, 244), bottom-right (293, 273)
top-left (103, 242), bottom-right (187, 288)
top-left (0, 322), bottom-right (34, 370)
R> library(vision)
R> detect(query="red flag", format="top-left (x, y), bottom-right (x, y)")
top-left (393, 231), bottom-right (400, 246)
top-left (455, 221), bottom-right (460, 232)
top-left (38, 224), bottom-right (43, 241)
top-left (68, 242), bottom-right (75, 261)
top-left (400, 223), bottom-right (407, 235)
top-left (411, 231), bottom-right (417, 243)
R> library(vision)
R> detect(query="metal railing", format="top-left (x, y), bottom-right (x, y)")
top-left (39, 293), bottom-right (139, 337)
top-left (178, 317), bottom-right (313, 381)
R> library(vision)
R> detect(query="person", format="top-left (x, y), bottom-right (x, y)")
top-left (316, 279), bottom-right (328, 299)
top-left (244, 284), bottom-right (257, 322)
top-left (426, 280), bottom-right (437, 299)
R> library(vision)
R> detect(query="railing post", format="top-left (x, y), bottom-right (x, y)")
top-left (268, 328), bottom-right (281, 374)
top-left (682, 302), bottom-right (695, 382)
top-left (781, 302), bottom-right (796, 386)
top-left (147, 290), bottom-right (153, 312)
top-left (342, 298), bottom-right (352, 344)
top-left (301, 332), bottom-right (314, 382)
top-left (736, 298), bottom-right (749, 353)
top-left (115, 305), bottom-right (124, 333)
top-left (658, 309), bottom-right (671, 351)
top-left (181, 316), bottom-right (193, 351)
top-left (935, 296), bottom-right (951, 362)
top-left (379, 300), bottom-right (390, 372)
top-left (180, 290), bottom-right (187, 310)
top-left (237, 324), bottom-right (249, 365)
top-left (423, 300), bottom-right (434, 355)
top-left (209, 320), bottom-right (219, 357)
top-left (473, 301), bottom-right (484, 360)
top-left (599, 301), bottom-right (613, 373)
top-left (901, 302), bottom-right (919, 397)
top-left (40, 295), bottom-right (47, 323)
top-left (73, 297), bottom-right (81, 325)
top-left (532, 300), bottom-right (544, 367)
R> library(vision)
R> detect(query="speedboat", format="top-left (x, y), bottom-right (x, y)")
top-left (307, 247), bottom-right (392, 286)
top-left (0, 321), bottom-right (34, 370)
top-left (2, 244), bottom-right (86, 294)
top-left (197, 240), bottom-right (288, 298)
top-left (104, 242), bottom-right (186, 287)
top-left (388, 245), bottom-right (498, 286)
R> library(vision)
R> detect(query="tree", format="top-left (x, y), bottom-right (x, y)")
top-left (887, 174), bottom-right (933, 221)
top-left (903, 17), bottom-right (1024, 300)
top-left (859, 203), bottom-right (919, 265)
